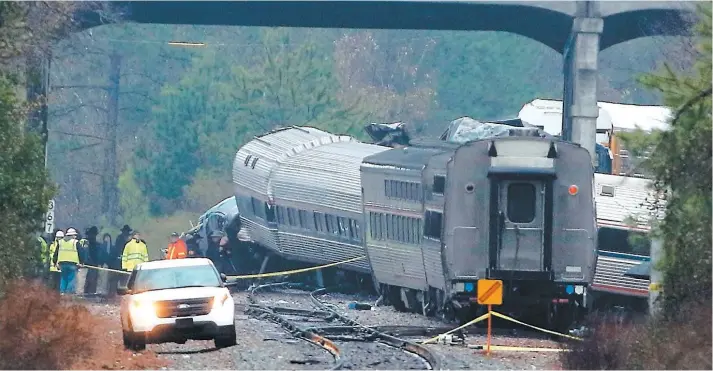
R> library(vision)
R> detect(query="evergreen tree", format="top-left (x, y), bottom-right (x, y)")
top-left (636, 3), bottom-right (711, 314)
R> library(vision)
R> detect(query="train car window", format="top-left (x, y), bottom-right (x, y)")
top-left (390, 181), bottom-right (398, 199)
top-left (265, 204), bottom-right (276, 223)
top-left (277, 206), bottom-right (285, 224)
top-left (384, 214), bottom-right (391, 240)
top-left (392, 215), bottom-right (399, 241)
top-left (433, 176), bottom-right (445, 194)
top-left (343, 217), bottom-right (351, 237)
top-left (598, 227), bottom-right (651, 256)
top-left (400, 216), bottom-right (407, 243)
top-left (314, 212), bottom-right (325, 232)
top-left (329, 215), bottom-right (340, 235)
top-left (395, 215), bottom-right (401, 242)
top-left (298, 210), bottom-right (311, 230)
top-left (416, 218), bottom-right (422, 244)
top-left (339, 217), bottom-right (345, 236)
top-left (424, 210), bottom-right (442, 239)
top-left (376, 213), bottom-right (383, 240)
top-left (351, 219), bottom-right (361, 241)
top-left (369, 213), bottom-right (377, 239)
top-left (325, 214), bottom-right (333, 234)
top-left (287, 208), bottom-right (297, 226)
top-left (384, 180), bottom-right (391, 198)
top-left (507, 183), bottom-right (536, 223)
top-left (251, 197), bottom-right (265, 219)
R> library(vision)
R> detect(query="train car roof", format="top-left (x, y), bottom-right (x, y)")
top-left (594, 173), bottom-right (665, 230)
top-left (519, 99), bottom-right (671, 136)
top-left (232, 126), bottom-right (354, 197)
top-left (272, 141), bottom-right (387, 214)
top-left (362, 146), bottom-right (449, 170)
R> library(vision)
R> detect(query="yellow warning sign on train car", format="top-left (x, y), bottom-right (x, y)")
top-left (477, 279), bottom-right (503, 305)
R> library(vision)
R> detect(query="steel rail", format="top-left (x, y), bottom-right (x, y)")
top-left (246, 282), bottom-right (345, 370)
top-left (310, 287), bottom-right (439, 370)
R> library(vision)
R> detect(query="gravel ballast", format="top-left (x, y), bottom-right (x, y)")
top-left (83, 289), bottom-right (563, 370)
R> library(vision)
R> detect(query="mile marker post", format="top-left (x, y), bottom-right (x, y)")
top-left (477, 279), bottom-right (503, 356)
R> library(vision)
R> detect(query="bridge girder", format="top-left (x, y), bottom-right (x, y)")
top-left (78, 1), bottom-right (696, 54)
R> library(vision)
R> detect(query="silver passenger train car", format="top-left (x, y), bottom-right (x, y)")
top-left (232, 124), bottom-right (598, 329)
top-left (591, 173), bottom-right (664, 311)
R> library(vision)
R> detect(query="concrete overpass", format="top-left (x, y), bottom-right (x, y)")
top-left (37, 0), bottom-right (697, 166)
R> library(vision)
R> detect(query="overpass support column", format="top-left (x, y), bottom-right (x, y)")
top-left (562, 15), bottom-right (603, 167)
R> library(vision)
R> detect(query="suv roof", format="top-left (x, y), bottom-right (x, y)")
top-left (136, 258), bottom-right (215, 271)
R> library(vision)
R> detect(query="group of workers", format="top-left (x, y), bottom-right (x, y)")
top-left (163, 229), bottom-right (238, 275)
top-left (40, 224), bottom-right (149, 296)
top-left (38, 223), bottom-right (238, 297)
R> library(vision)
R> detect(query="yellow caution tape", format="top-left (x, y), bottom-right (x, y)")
top-left (77, 264), bottom-right (131, 275)
top-left (226, 255), bottom-right (366, 280)
top-left (490, 311), bottom-right (583, 341)
top-left (421, 312), bottom-right (491, 344)
top-left (468, 344), bottom-right (570, 352)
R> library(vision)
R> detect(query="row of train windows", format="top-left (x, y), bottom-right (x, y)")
top-left (384, 180), bottom-right (422, 202)
top-left (275, 206), bottom-right (362, 242)
top-left (383, 176), bottom-right (446, 201)
top-left (369, 210), bottom-right (442, 243)
top-left (249, 196), bottom-right (363, 242)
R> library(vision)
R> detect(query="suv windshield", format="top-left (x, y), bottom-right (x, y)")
top-left (131, 265), bottom-right (222, 294)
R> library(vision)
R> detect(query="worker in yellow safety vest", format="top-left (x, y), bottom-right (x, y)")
top-left (54, 228), bottom-right (82, 295)
top-left (48, 230), bottom-right (64, 291)
top-left (122, 230), bottom-right (149, 272)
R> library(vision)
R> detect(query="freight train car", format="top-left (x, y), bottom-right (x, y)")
top-left (231, 122), bottom-right (598, 330)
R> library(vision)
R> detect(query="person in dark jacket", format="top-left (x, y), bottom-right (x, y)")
top-left (112, 225), bottom-right (132, 268)
top-left (206, 230), bottom-right (223, 268)
top-left (185, 232), bottom-right (203, 258)
top-left (82, 226), bottom-right (100, 295)
top-left (218, 235), bottom-right (238, 275)
top-left (107, 225), bottom-right (131, 298)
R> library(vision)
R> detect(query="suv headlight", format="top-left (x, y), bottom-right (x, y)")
top-left (130, 299), bottom-right (156, 319)
top-left (214, 291), bottom-right (230, 308)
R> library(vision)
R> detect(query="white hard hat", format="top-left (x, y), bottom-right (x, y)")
top-left (55, 230), bottom-right (65, 238)
top-left (65, 228), bottom-right (77, 236)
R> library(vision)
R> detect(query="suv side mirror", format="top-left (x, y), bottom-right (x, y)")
top-left (117, 285), bottom-right (130, 295)
top-left (220, 273), bottom-right (227, 282)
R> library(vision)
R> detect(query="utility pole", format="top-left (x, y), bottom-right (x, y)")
top-left (105, 52), bottom-right (121, 225)
top-left (25, 51), bottom-right (51, 166)
top-left (26, 51), bottom-right (54, 235)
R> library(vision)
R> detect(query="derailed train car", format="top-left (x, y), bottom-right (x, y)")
top-left (231, 120), bottom-right (597, 330)
top-left (591, 173), bottom-right (665, 312)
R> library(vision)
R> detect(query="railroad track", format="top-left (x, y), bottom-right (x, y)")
top-left (245, 283), bottom-right (438, 370)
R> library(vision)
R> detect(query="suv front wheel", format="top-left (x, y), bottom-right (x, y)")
top-left (123, 319), bottom-right (147, 351)
top-left (214, 322), bottom-right (237, 349)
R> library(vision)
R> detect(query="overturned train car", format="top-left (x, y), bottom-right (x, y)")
top-left (231, 124), bottom-right (597, 329)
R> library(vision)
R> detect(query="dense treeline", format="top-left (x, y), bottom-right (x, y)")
top-left (48, 23), bottom-right (697, 227)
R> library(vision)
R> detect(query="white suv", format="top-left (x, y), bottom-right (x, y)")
top-left (118, 258), bottom-right (236, 351)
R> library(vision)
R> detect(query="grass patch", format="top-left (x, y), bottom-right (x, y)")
top-left (560, 303), bottom-right (712, 370)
